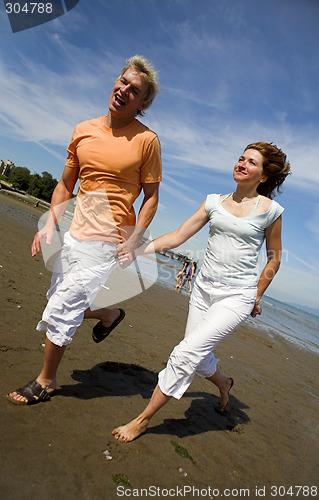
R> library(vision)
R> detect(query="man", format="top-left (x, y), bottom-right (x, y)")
top-left (7, 55), bottom-right (161, 405)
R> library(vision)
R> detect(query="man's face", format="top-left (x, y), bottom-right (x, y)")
top-left (108, 68), bottom-right (148, 120)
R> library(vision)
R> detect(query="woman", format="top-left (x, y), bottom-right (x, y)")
top-left (112, 142), bottom-right (290, 442)
top-left (177, 260), bottom-right (198, 293)
top-left (174, 258), bottom-right (190, 289)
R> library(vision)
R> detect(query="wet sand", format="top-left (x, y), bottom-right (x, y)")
top-left (0, 191), bottom-right (318, 499)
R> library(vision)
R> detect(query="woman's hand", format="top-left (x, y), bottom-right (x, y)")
top-left (250, 300), bottom-right (262, 317)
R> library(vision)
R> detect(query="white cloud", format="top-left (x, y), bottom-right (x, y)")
top-left (0, 40), bottom-right (122, 148)
top-left (285, 250), bottom-right (318, 274)
top-left (160, 182), bottom-right (199, 209)
top-left (147, 111), bottom-right (319, 190)
top-left (305, 204), bottom-right (319, 242)
top-left (164, 173), bottom-right (203, 199)
top-left (0, 56), bottom-right (96, 145)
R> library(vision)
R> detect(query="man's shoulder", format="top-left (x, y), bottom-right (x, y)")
top-left (133, 119), bottom-right (158, 139)
top-left (74, 117), bottom-right (102, 132)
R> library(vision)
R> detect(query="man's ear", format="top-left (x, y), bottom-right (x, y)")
top-left (138, 101), bottom-right (147, 112)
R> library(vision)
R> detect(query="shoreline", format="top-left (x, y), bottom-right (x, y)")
top-left (0, 192), bottom-right (318, 499)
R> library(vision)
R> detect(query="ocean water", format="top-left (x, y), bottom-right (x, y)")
top-left (152, 254), bottom-right (319, 356)
top-left (247, 296), bottom-right (319, 355)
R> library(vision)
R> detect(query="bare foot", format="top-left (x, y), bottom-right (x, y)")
top-left (112, 416), bottom-right (149, 443)
top-left (219, 377), bottom-right (234, 412)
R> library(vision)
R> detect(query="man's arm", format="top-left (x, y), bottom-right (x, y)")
top-left (31, 165), bottom-right (79, 256)
top-left (116, 182), bottom-right (160, 256)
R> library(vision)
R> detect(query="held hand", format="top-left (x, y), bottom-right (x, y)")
top-left (114, 242), bottom-right (136, 268)
top-left (250, 301), bottom-right (262, 318)
top-left (31, 226), bottom-right (54, 257)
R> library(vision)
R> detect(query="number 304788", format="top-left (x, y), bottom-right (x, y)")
top-left (270, 485), bottom-right (317, 497)
top-left (5, 3), bottom-right (53, 14)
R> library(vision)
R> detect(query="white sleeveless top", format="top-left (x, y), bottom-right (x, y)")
top-left (200, 194), bottom-right (284, 287)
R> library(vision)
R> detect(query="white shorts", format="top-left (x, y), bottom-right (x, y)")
top-left (37, 231), bottom-right (117, 347)
top-left (158, 272), bottom-right (257, 399)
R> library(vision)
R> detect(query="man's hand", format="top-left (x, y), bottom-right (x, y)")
top-left (114, 240), bottom-right (138, 268)
top-left (31, 226), bottom-right (54, 257)
top-left (30, 165), bottom-right (79, 258)
top-left (250, 301), bottom-right (262, 318)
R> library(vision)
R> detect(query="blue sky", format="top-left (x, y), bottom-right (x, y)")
top-left (0, 0), bottom-right (318, 309)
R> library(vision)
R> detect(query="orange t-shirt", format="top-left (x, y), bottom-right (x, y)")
top-left (65, 116), bottom-right (162, 242)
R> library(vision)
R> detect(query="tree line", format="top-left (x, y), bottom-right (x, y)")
top-left (1, 167), bottom-right (58, 202)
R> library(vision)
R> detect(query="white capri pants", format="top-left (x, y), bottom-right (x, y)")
top-left (37, 231), bottom-right (117, 347)
top-left (158, 272), bottom-right (257, 399)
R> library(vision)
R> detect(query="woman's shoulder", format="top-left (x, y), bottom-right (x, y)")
top-left (260, 196), bottom-right (284, 224)
top-left (263, 196), bottom-right (284, 212)
top-left (206, 193), bottom-right (222, 203)
top-left (258, 195), bottom-right (273, 214)
top-left (205, 194), bottom-right (221, 215)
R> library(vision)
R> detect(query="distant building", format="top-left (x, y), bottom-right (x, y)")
top-left (160, 249), bottom-right (189, 262)
top-left (0, 160), bottom-right (15, 177)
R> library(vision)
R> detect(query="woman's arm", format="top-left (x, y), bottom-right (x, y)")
top-left (251, 216), bottom-right (282, 317)
top-left (117, 202), bottom-right (209, 266)
top-left (147, 202), bottom-right (208, 253)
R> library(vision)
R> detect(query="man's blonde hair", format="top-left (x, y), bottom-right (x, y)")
top-left (118, 55), bottom-right (160, 116)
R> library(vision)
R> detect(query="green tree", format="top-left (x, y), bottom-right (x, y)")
top-left (27, 171), bottom-right (58, 202)
top-left (27, 173), bottom-right (44, 199)
top-left (40, 171), bottom-right (58, 202)
top-left (10, 167), bottom-right (31, 191)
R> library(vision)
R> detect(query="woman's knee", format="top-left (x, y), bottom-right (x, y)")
top-left (170, 339), bottom-right (208, 371)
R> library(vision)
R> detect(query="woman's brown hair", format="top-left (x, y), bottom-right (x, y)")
top-left (245, 142), bottom-right (291, 199)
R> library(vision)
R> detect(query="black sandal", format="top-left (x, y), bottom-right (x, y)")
top-left (6, 379), bottom-right (52, 405)
top-left (92, 308), bottom-right (125, 343)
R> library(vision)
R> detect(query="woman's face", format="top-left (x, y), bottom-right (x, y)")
top-left (233, 149), bottom-right (267, 186)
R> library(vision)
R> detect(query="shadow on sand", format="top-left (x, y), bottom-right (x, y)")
top-left (55, 361), bottom-right (250, 436)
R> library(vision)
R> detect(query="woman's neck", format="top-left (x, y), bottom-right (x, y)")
top-left (232, 187), bottom-right (259, 202)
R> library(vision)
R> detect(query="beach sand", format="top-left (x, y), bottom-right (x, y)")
top-left (0, 191), bottom-right (318, 499)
